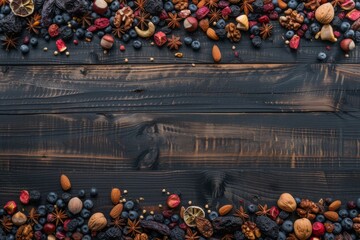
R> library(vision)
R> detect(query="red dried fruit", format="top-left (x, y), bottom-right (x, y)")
top-left (196, 6), bottom-right (210, 19)
top-left (258, 15), bottom-right (270, 23)
top-left (168, 222), bottom-right (177, 229)
top-left (4, 201), bottom-right (17, 215)
top-left (48, 24), bottom-right (59, 38)
top-left (334, 31), bottom-right (341, 38)
top-left (268, 206), bottom-right (280, 220)
top-left (87, 25), bottom-right (98, 32)
top-left (249, 21), bottom-right (258, 28)
top-left (297, 29), bottom-right (304, 37)
top-left (43, 223), bottom-right (56, 234)
top-left (159, 10), bottom-right (168, 20)
top-left (307, 11), bottom-right (315, 19)
top-left (179, 9), bottom-right (191, 18)
top-left (338, 11), bottom-right (346, 19)
top-left (269, 11), bottom-right (279, 20)
top-left (56, 231), bottom-right (66, 239)
top-left (346, 9), bottom-right (360, 21)
top-left (19, 190), bottom-right (30, 205)
top-left (221, 6), bottom-right (231, 17)
top-left (179, 222), bottom-right (187, 230)
top-left (94, 18), bottom-right (110, 29)
top-left (289, 35), bottom-right (300, 50)
top-left (56, 39), bottom-right (67, 52)
top-left (162, 210), bottom-right (173, 218)
top-left (312, 222), bottom-right (325, 237)
top-left (119, 45), bottom-right (125, 51)
top-left (218, 0), bottom-right (229, 8)
top-left (73, 39), bottom-right (78, 45)
top-left (63, 219), bottom-right (71, 232)
top-left (154, 31), bottom-right (167, 46)
top-left (263, 3), bottom-right (274, 12)
top-left (167, 194), bottom-right (181, 208)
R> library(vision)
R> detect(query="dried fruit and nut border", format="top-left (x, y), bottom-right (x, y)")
top-left (0, 0), bottom-right (359, 61)
top-left (1, 174), bottom-right (360, 240)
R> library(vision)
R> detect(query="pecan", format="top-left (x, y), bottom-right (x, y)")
top-left (225, 23), bottom-right (241, 42)
top-left (279, 9), bottom-right (304, 30)
top-left (114, 6), bottom-right (134, 30)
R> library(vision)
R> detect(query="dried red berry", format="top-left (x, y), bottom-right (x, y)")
top-left (4, 200), bottom-right (17, 215)
top-left (338, 12), bottom-right (346, 19)
top-left (159, 10), bottom-right (168, 20)
top-left (258, 15), bottom-right (270, 23)
top-left (94, 18), bottom-right (110, 29)
top-left (263, 3), bottom-right (274, 12)
top-left (249, 21), bottom-right (258, 28)
top-left (154, 31), bottom-right (167, 46)
top-left (269, 11), bottom-right (279, 20)
top-left (119, 45), bottom-right (126, 51)
top-left (48, 24), bottom-right (59, 38)
top-left (218, 0), bottom-right (229, 8)
top-left (162, 210), bottom-right (173, 218)
top-left (87, 25), bottom-right (98, 32)
top-left (334, 31), bottom-right (341, 38)
top-left (289, 35), bottom-right (300, 50)
top-left (56, 231), bottom-right (66, 240)
top-left (312, 222), bottom-right (325, 237)
top-left (56, 39), bottom-right (67, 52)
top-left (19, 190), bottom-right (30, 205)
top-left (196, 6), bottom-right (210, 19)
top-left (43, 223), bottom-right (56, 234)
top-left (167, 194), bottom-right (181, 208)
top-left (73, 39), bottom-right (78, 45)
top-left (179, 222), bottom-right (187, 230)
top-left (168, 222), bottom-right (177, 229)
top-left (307, 11), bottom-right (315, 19)
top-left (347, 201), bottom-right (357, 209)
top-left (346, 9), bottom-right (360, 21)
top-left (221, 6), bottom-right (231, 17)
top-left (268, 206), bottom-right (280, 220)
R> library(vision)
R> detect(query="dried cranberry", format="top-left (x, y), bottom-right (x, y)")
top-left (289, 35), bottom-right (300, 50)
top-left (301, 24), bottom-right (308, 31)
top-left (154, 31), bottom-right (167, 46)
top-left (34, 231), bottom-right (42, 240)
top-left (297, 29), bottom-right (304, 37)
top-left (263, 3), bottom-right (274, 12)
top-left (338, 12), bottom-right (346, 19)
top-left (249, 21), bottom-right (258, 28)
top-left (119, 45), bottom-right (126, 51)
top-left (168, 222), bottom-right (177, 229)
top-left (19, 190), bottom-right (30, 205)
top-left (268, 11), bottom-right (278, 20)
top-left (312, 222), bottom-right (325, 237)
top-left (221, 6), bottom-right (231, 17)
top-left (258, 15), bottom-right (270, 23)
top-left (307, 11), bottom-right (315, 19)
top-left (196, 6), bottom-right (209, 19)
top-left (87, 25), bottom-right (98, 32)
top-left (347, 201), bottom-right (357, 209)
top-left (94, 18), bottom-right (110, 29)
top-left (162, 210), bottom-right (173, 218)
top-left (56, 231), bottom-right (66, 240)
top-left (167, 194), bottom-right (181, 208)
top-left (43, 223), bottom-right (56, 234)
top-left (334, 31), bottom-right (341, 38)
top-left (178, 223), bottom-right (187, 230)
top-left (56, 39), bottom-right (67, 52)
top-left (218, 0), bottom-right (229, 8)
top-left (48, 24), bottom-right (59, 38)
top-left (159, 10), bottom-right (168, 20)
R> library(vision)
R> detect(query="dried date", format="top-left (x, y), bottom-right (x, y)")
top-left (0, 13), bottom-right (23, 35)
top-left (41, 0), bottom-right (56, 27)
top-left (212, 216), bottom-right (243, 233)
top-left (140, 220), bottom-right (170, 236)
top-left (255, 216), bottom-right (279, 239)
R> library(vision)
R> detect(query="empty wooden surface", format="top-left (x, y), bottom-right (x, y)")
top-left (1, 60), bottom-right (360, 211)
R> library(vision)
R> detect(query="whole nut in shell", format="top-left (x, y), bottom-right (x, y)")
top-left (315, 3), bottom-right (334, 24)
top-left (68, 197), bottom-right (83, 215)
top-left (110, 203), bottom-right (123, 219)
top-left (12, 211), bottom-right (27, 226)
top-left (111, 188), bottom-right (121, 204)
top-left (88, 212), bottom-right (107, 231)
top-left (294, 218), bottom-right (312, 240)
top-left (60, 174), bottom-right (71, 191)
top-left (277, 193), bottom-right (297, 212)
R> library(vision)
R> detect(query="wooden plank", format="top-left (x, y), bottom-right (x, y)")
top-left (1, 113), bottom-right (359, 171)
top-left (1, 64), bottom-right (359, 114)
top-left (0, 25), bottom-right (357, 64)
top-left (1, 169), bottom-right (360, 210)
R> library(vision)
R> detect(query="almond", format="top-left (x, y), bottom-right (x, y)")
top-left (207, 28), bottom-right (219, 41)
top-left (328, 200), bottom-right (341, 211)
top-left (109, 203), bottom-right (123, 219)
top-left (110, 188), bottom-right (121, 205)
top-left (218, 204), bottom-right (233, 216)
top-left (60, 174), bottom-right (71, 191)
top-left (324, 211), bottom-right (339, 222)
top-left (212, 44), bottom-right (221, 63)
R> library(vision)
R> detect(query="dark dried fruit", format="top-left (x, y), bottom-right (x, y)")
top-left (106, 227), bottom-right (123, 240)
top-left (55, 0), bottom-right (86, 15)
top-left (140, 220), bottom-right (170, 236)
top-left (196, 217), bottom-right (213, 238)
top-left (144, 0), bottom-right (163, 15)
top-left (59, 26), bottom-right (74, 41)
top-left (41, 0), bottom-right (56, 26)
top-left (0, 13), bottom-right (23, 35)
top-left (212, 216), bottom-right (243, 233)
top-left (255, 216), bottom-right (279, 239)
top-left (170, 226), bottom-right (185, 240)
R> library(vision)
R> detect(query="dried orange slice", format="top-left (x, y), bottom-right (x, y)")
top-left (183, 206), bottom-right (205, 227)
top-left (10, 0), bottom-right (34, 17)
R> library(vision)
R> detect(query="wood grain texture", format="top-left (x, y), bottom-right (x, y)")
top-left (0, 25), bottom-right (357, 64)
top-left (0, 113), bottom-right (359, 171)
top-left (0, 64), bottom-right (359, 114)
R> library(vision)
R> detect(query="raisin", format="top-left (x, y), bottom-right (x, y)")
top-left (212, 216), bottom-right (243, 233)
top-left (59, 26), bottom-right (74, 41)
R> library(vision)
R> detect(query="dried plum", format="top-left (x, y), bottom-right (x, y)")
top-left (212, 216), bottom-right (243, 233)
top-left (56, 0), bottom-right (87, 15)
top-left (255, 216), bottom-right (279, 239)
top-left (0, 13), bottom-right (23, 35)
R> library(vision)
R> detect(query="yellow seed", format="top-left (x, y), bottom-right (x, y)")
top-left (188, 201), bottom-right (192, 205)
top-left (150, 211), bottom-right (154, 215)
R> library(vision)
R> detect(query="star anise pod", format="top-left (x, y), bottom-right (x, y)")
top-left (234, 206), bottom-right (249, 221)
top-left (26, 13), bottom-right (41, 34)
top-left (50, 206), bottom-right (68, 226)
top-left (0, 0), bottom-right (8, 7)
top-left (208, 9), bottom-right (222, 23)
top-left (135, 11), bottom-right (150, 30)
top-left (256, 204), bottom-right (270, 216)
top-left (125, 219), bottom-right (142, 237)
top-left (0, 216), bottom-right (13, 232)
top-left (205, 0), bottom-right (218, 8)
top-left (134, 0), bottom-right (146, 11)
top-left (259, 23), bottom-right (273, 39)
top-left (78, 12), bottom-right (92, 28)
top-left (109, 216), bottom-right (126, 229)
top-left (185, 228), bottom-right (200, 240)
top-left (1, 34), bottom-right (18, 51)
top-left (167, 35), bottom-right (182, 50)
top-left (112, 26), bottom-right (126, 38)
top-left (240, 0), bottom-right (255, 15)
top-left (166, 12), bottom-right (182, 29)
top-left (27, 208), bottom-right (40, 225)
top-left (221, 234), bottom-right (234, 240)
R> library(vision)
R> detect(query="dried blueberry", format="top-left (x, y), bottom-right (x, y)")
top-left (247, 204), bottom-right (257, 213)
top-left (356, 1), bottom-right (360, 10)
top-left (47, 192), bottom-right (58, 204)
top-left (296, 2), bottom-right (304, 11)
top-left (110, 0), bottom-right (120, 11)
top-left (317, 52), bottom-right (327, 61)
top-left (171, 214), bottom-right (180, 223)
top-left (6, 234), bottom-right (15, 240)
top-left (333, 222), bottom-right (342, 234)
top-left (324, 233), bottom-right (335, 240)
top-left (216, 19), bottom-right (226, 29)
top-left (344, 29), bottom-right (355, 38)
top-left (55, 199), bottom-right (65, 209)
top-left (215, 28), bottom-right (227, 39)
top-left (151, 16), bottom-right (160, 25)
top-left (66, 219), bottom-right (78, 232)
top-left (122, 33), bottom-right (130, 42)
top-left (37, 205), bottom-right (47, 217)
top-left (30, 37), bottom-right (38, 47)
top-left (124, 200), bottom-right (135, 210)
top-left (146, 215), bottom-right (154, 221)
top-left (90, 12), bottom-right (99, 20)
top-left (229, 5), bottom-right (240, 17)
top-left (83, 199), bottom-right (93, 209)
top-left (341, 218), bottom-right (353, 230)
top-left (104, 25), bottom-right (112, 33)
top-left (59, 26), bottom-right (73, 41)
top-left (250, 25), bottom-right (260, 35)
top-left (121, 211), bottom-right (129, 219)
top-left (77, 216), bottom-right (85, 226)
top-left (106, 227), bottom-right (122, 239)
top-left (349, 209), bottom-right (358, 218)
top-left (97, 31), bottom-right (105, 38)
top-left (341, 22), bottom-right (351, 32)
top-left (81, 224), bottom-right (89, 234)
top-left (170, 227), bottom-right (185, 240)
top-left (1, 5), bottom-right (11, 15)
top-left (80, 209), bottom-right (91, 219)
top-left (164, 1), bottom-right (174, 12)
top-left (46, 204), bottom-right (55, 213)
top-left (191, 40), bottom-right (201, 50)
top-left (62, 13), bottom-right (71, 22)
top-left (252, 36), bottom-right (262, 48)
top-left (285, 30), bottom-right (295, 39)
top-left (184, 36), bottom-right (193, 45)
top-left (316, 214), bottom-right (325, 222)
top-left (30, 190), bottom-right (41, 203)
top-left (209, 211), bottom-right (219, 221)
top-left (61, 192), bottom-right (72, 202)
top-left (129, 210), bottom-right (139, 220)
top-left (281, 220), bottom-right (293, 233)
top-left (332, 16), bottom-right (342, 30)
top-left (0, 209), bottom-right (4, 216)
top-left (90, 188), bottom-right (98, 197)
top-left (34, 223), bottom-right (43, 231)
top-left (310, 23), bottom-right (320, 34)
top-left (78, 189), bottom-right (86, 198)
top-left (154, 213), bottom-right (164, 222)
top-left (189, 3), bottom-right (197, 12)
top-left (287, 0), bottom-right (298, 9)
top-left (339, 209), bottom-right (349, 218)
top-left (253, 0), bottom-right (263, 12)
top-left (39, 217), bottom-right (46, 225)
top-left (129, 29), bottom-right (137, 38)
top-left (53, 15), bottom-right (64, 25)
top-left (278, 211), bottom-right (289, 219)
top-left (82, 235), bottom-right (91, 240)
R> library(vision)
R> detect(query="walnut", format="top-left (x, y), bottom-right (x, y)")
top-left (279, 9), bottom-right (304, 30)
top-left (16, 224), bottom-right (33, 240)
top-left (296, 199), bottom-right (321, 220)
top-left (114, 6), bottom-right (134, 30)
top-left (88, 212), bottom-right (107, 232)
top-left (134, 233), bottom-right (149, 240)
top-left (241, 221), bottom-right (261, 240)
top-left (225, 23), bottom-right (241, 42)
top-left (172, 0), bottom-right (188, 10)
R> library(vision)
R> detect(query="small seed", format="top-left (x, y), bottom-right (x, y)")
top-left (205, 204), bottom-right (209, 209)
top-left (232, 46), bottom-right (236, 50)
top-left (192, 63), bottom-right (196, 67)
top-left (158, 204), bottom-right (163, 208)
top-left (140, 215), bottom-right (144, 219)
top-left (285, 40), bottom-right (290, 44)
top-left (122, 198), bottom-right (126, 202)
top-left (65, 51), bottom-right (70, 56)
top-left (149, 57), bottom-right (154, 62)
top-left (162, 189), bottom-right (166, 193)
top-left (43, 47), bottom-right (48, 51)
top-left (166, 192), bottom-right (170, 195)
top-left (188, 201), bottom-right (192, 205)
top-left (150, 211), bottom-right (154, 215)
top-left (124, 58), bottom-right (128, 63)
top-left (123, 190), bottom-right (128, 194)
top-left (139, 197), bottom-right (144, 201)
top-left (142, 209), bottom-right (147, 214)
top-left (207, 209), bottom-right (211, 213)
top-left (54, 51), bottom-right (58, 56)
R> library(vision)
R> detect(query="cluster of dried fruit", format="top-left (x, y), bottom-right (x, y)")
top-left (0, 0), bottom-right (359, 60)
top-left (1, 175), bottom-right (360, 240)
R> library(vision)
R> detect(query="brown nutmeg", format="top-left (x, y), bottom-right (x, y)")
top-left (68, 197), bottom-right (83, 215)
top-left (183, 16), bottom-right (198, 32)
top-left (315, 3), bottom-right (334, 24)
top-left (294, 218), bottom-right (312, 240)
top-left (277, 193), bottom-right (297, 212)
top-left (88, 212), bottom-right (107, 231)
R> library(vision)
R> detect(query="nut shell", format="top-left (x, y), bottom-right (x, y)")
top-left (294, 218), bottom-right (312, 240)
top-left (277, 193), bottom-right (297, 212)
top-left (109, 203), bottom-right (123, 219)
top-left (60, 174), bottom-right (71, 191)
top-left (88, 212), bottom-right (108, 231)
top-left (218, 204), bottom-right (233, 216)
top-left (68, 197), bottom-right (83, 215)
top-left (183, 16), bottom-right (198, 32)
top-left (315, 3), bottom-right (334, 24)
top-left (212, 44), bottom-right (221, 63)
top-left (111, 188), bottom-right (121, 204)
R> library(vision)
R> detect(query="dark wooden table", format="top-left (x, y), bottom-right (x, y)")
top-left (1, 23), bottom-right (360, 212)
